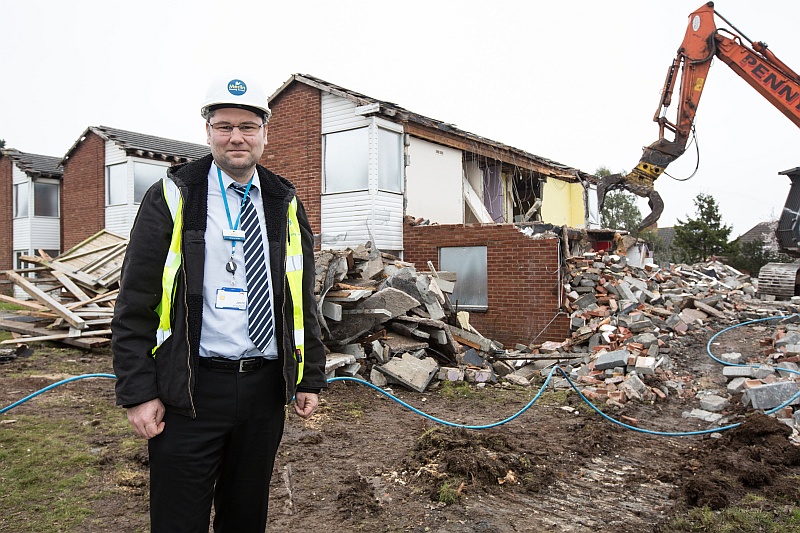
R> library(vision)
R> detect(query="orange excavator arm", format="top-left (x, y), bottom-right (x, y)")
top-left (598, 1), bottom-right (800, 230)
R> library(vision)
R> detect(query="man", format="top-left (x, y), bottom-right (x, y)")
top-left (112, 75), bottom-right (327, 532)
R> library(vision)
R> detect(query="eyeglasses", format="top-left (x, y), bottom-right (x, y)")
top-left (207, 122), bottom-right (265, 136)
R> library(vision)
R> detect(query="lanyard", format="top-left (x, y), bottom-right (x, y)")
top-left (217, 167), bottom-right (254, 282)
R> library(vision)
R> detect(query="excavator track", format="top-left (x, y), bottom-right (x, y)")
top-left (757, 262), bottom-right (800, 299)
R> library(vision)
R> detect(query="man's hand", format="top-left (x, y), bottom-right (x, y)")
top-left (294, 392), bottom-right (319, 419)
top-left (126, 398), bottom-right (166, 439)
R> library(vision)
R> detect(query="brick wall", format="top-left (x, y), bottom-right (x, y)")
top-left (404, 223), bottom-right (570, 347)
top-left (261, 82), bottom-right (322, 235)
top-left (61, 132), bottom-right (106, 250)
top-left (0, 155), bottom-right (13, 277)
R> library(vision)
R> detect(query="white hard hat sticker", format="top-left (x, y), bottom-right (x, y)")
top-left (227, 80), bottom-right (247, 96)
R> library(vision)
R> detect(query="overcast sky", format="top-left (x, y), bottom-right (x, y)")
top-left (3, 0), bottom-right (799, 236)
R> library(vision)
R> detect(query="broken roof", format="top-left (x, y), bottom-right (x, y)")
top-left (270, 73), bottom-right (592, 182)
top-left (1, 149), bottom-right (63, 178)
top-left (61, 125), bottom-right (210, 166)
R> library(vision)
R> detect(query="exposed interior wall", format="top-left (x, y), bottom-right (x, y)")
top-left (263, 82), bottom-right (323, 234)
top-left (61, 132), bottom-right (106, 251)
top-left (404, 222), bottom-right (569, 346)
top-left (406, 137), bottom-right (463, 224)
top-left (541, 179), bottom-right (586, 227)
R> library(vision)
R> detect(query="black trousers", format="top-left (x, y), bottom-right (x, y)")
top-left (148, 360), bottom-right (285, 533)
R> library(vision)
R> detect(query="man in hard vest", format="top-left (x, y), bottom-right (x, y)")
top-left (111, 75), bottom-right (327, 532)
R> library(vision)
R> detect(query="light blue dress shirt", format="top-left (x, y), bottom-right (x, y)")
top-left (199, 162), bottom-right (278, 360)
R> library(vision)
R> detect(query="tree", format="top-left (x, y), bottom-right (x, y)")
top-left (0, 139), bottom-right (5, 149)
top-left (596, 166), bottom-right (643, 233)
top-left (639, 228), bottom-right (674, 264)
top-left (672, 193), bottom-right (732, 263)
top-left (726, 238), bottom-right (792, 275)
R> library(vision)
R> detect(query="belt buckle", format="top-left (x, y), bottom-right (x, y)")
top-left (239, 359), bottom-right (248, 372)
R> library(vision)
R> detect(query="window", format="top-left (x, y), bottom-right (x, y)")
top-left (33, 182), bottom-right (59, 217)
top-left (439, 246), bottom-right (488, 310)
top-left (134, 162), bottom-right (167, 203)
top-left (324, 127), bottom-right (369, 193)
top-left (378, 127), bottom-right (403, 192)
top-left (13, 182), bottom-right (29, 218)
top-left (106, 163), bottom-right (127, 205)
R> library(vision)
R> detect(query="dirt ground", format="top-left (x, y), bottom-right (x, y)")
top-left (2, 315), bottom-right (800, 532)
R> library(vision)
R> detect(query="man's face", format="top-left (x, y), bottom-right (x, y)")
top-left (206, 107), bottom-right (268, 181)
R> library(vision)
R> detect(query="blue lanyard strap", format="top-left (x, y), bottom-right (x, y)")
top-left (217, 166), bottom-right (254, 256)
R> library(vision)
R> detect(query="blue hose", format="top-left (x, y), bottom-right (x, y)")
top-left (2, 315), bottom-right (798, 436)
top-left (0, 373), bottom-right (116, 415)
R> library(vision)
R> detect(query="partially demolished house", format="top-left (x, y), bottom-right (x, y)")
top-left (264, 74), bottom-right (597, 344)
top-left (59, 125), bottom-right (209, 249)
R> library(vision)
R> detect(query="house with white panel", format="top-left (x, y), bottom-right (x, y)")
top-left (59, 126), bottom-right (209, 250)
top-left (264, 74), bottom-right (598, 257)
top-left (0, 149), bottom-right (63, 272)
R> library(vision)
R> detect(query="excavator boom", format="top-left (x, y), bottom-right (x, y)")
top-left (598, 1), bottom-right (800, 230)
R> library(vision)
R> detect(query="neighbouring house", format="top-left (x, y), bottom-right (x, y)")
top-left (737, 221), bottom-right (780, 253)
top-left (264, 74), bottom-right (598, 344)
top-left (59, 126), bottom-right (209, 249)
top-left (0, 149), bottom-right (63, 295)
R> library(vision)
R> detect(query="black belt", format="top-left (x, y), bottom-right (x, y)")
top-left (198, 357), bottom-right (268, 372)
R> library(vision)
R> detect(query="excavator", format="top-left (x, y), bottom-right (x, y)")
top-left (597, 1), bottom-right (800, 297)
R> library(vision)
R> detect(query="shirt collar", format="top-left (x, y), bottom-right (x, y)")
top-left (209, 161), bottom-right (258, 191)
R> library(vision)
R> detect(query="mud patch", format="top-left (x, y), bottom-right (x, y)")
top-left (675, 413), bottom-right (800, 510)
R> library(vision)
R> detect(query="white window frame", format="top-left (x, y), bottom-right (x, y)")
top-left (13, 182), bottom-right (29, 218)
top-left (106, 162), bottom-right (127, 206)
top-left (323, 117), bottom-right (404, 195)
top-left (32, 179), bottom-right (60, 218)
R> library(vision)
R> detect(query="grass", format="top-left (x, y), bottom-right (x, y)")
top-left (0, 414), bottom-right (101, 532)
top-left (657, 502), bottom-right (800, 532)
top-left (436, 479), bottom-right (462, 505)
top-left (439, 381), bottom-right (476, 399)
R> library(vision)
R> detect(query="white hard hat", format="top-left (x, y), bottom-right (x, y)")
top-left (200, 75), bottom-right (272, 122)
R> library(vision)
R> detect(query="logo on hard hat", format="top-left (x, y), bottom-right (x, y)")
top-left (227, 79), bottom-right (247, 96)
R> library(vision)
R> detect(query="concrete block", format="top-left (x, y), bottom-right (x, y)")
top-left (699, 394), bottom-right (729, 412)
top-left (719, 352), bottom-right (743, 364)
top-left (377, 353), bottom-right (439, 392)
top-left (573, 293), bottom-right (598, 309)
top-left (727, 377), bottom-right (748, 393)
top-left (742, 381), bottom-right (800, 410)
top-left (631, 333), bottom-right (658, 349)
top-left (682, 409), bottom-right (723, 423)
top-left (371, 340), bottom-right (388, 364)
top-left (777, 362), bottom-right (800, 379)
top-left (437, 366), bottom-right (465, 382)
top-left (492, 360), bottom-right (515, 377)
top-left (341, 343), bottom-right (366, 360)
top-left (512, 364), bottom-right (538, 380)
top-left (326, 353), bottom-right (356, 375)
top-left (679, 308), bottom-right (708, 324)
top-left (620, 373), bottom-right (648, 401)
top-left (634, 356), bottom-right (657, 375)
top-left (753, 364), bottom-right (777, 379)
top-left (465, 368), bottom-right (494, 383)
top-left (370, 367), bottom-right (388, 387)
top-left (594, 349), bottom-right (631, 371)
top-left (337, 362), bottom-right (362, 377)
top-left (504, 374), bottom-right (529, 387)
top-left (722, 366), bottom-right (755, 378)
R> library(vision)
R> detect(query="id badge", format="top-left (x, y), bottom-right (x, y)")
top-left (222, 229), bottom-right (246, 241)
top-left (215, 287), bottom-right (248, 310)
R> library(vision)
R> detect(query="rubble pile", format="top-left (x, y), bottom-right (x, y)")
top-left (315, 243), bottom-right (508, 392)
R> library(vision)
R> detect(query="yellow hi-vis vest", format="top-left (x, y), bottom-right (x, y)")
top-left (153, 177), bottom-right (306, 385)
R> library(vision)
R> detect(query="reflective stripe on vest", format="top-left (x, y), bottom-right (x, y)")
top-left (153, 177), bottom-right (183, 355)
top-left (285, 196), bottom-right (305, 384)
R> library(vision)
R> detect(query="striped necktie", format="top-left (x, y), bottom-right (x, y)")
top-left (230, 182), bottom-right (274, 353)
